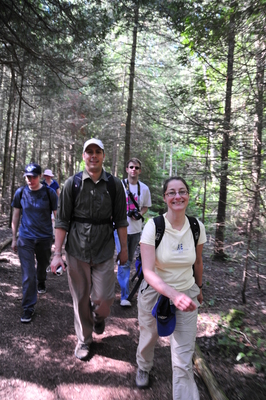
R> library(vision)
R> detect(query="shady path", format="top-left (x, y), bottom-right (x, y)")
top-left (0, 226), bottom-right (265, 400)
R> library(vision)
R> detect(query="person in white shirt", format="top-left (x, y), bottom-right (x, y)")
top-left (115, 158), bottom-right (152, 307)
top-left (135, 176), bottom-right (207, 400)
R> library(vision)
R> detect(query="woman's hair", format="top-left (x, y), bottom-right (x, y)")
top-left (163, 176), bottom-right (190, 195)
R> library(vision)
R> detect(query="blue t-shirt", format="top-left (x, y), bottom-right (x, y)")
top-left (11, 185), bottom-right (58, 239)
top-left (42, 179), bottom-right (60, 193)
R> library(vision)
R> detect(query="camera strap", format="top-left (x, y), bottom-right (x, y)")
top-left (122, 179), bottom-right (140, 211)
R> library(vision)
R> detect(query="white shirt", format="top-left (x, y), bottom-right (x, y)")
top-left (123, 180), bottom-right (152, 234)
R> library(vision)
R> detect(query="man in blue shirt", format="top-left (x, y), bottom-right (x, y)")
top-left (11, 163), bottom-right (58, 323)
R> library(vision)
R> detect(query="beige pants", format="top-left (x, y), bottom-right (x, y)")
top-left (136, 281), bottom-right (200, 400)
top-left (66, 253), bottom-right (115, 345)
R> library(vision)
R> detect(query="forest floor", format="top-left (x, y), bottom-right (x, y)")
top-left (0, 223), bottom-right (266, 400)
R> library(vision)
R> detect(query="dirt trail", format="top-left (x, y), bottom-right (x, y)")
top-left (0, 229), bottom-right (265, 399)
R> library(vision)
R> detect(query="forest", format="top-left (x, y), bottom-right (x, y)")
top-left (2, 0), bottom-right (266, 292)
top-left (0, 1), bottom-right (266, 398)
top-left (0, 0), bottom-right (266, 286)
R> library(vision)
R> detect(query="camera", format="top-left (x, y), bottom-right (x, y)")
top-left (127, 209), bottom-right (144, 221)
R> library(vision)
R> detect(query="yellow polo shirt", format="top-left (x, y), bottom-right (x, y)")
top-left (140, 214), bottom-right (207, 291)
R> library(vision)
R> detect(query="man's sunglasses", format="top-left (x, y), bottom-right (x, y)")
top-left (129, 166), bottom-right (140, 170)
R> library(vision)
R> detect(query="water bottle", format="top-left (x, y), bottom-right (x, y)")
top-left (56, 266), bottom-right (63, 276)
top-left (56, 262), bottom-right (67, 276)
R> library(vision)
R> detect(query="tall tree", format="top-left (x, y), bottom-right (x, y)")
top-left (123, 3), bottom-right (139, 175)
top-left (214, 3), bottom-right (236, 260)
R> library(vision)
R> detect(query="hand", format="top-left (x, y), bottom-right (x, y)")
top-left (132, 212), bottom-right (144, 221)
top-left (50, 255), bottom-right (66, 274)
top-left (11, 239), bottom-right (17, 253)
top-left (172, 292), bottom-right (197, 312)
top-left (197, 291), bottom-right (203, 305)
top-left (116, 248), bottom-right (128, 265)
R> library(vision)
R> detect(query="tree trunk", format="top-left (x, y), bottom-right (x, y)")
top-left (193, 343), bottom-right (229, 400)
top-left (2, 72), bottom-right (15, 213)
top-left (214, 6), bottom-right (235, 260)
top-left (242, 41), bottom-right (265, 302)
top-left (9, 60), bottom-right (25, 226)
top-left (123, 4), bottom-right (139, 177)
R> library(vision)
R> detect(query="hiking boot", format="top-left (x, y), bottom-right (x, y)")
top-left (136, 368), bottom-right (149, 388)
top-left (120, 299), bottom-right (132, 307)
top-left (93, 320), bottom-right (105, 334)
top-left (37, 282), bottom-right (46, 294)
top-left (21, 309), bottom-right (34, 323)
top-left (75, 343), bottom-right (90, 361)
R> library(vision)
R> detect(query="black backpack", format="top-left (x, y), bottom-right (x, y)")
top-left (71, 171), bottom-right (117, 225)
top-left (127, 214), bottom-right (200, 302)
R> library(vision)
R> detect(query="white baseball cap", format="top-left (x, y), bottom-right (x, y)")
top-left (83, 138), bottom-right (104, 152)
top-left (43, 169), bottom-right (54, 177)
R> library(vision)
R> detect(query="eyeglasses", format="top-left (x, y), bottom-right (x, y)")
top-left (165, 190), bottom-right (188, 197)
top-left (129, 166), bottom-right (140, 170)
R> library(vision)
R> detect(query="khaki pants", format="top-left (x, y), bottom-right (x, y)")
top-left (136, 281), bottom-right (200, 400)
top-left (66, 253), bottom-right (115, 345)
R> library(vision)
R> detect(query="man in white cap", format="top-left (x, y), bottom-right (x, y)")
top-left (51, 138), bottom-right (128, 361)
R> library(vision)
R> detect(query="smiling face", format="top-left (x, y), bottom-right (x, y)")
top-left (163, 179), bottom-right (189, 212)
top-left (82, 143), bottom-right (105, 175)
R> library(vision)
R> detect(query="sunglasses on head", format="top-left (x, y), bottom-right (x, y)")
top-left (129, 166), bottom-right (140, 170)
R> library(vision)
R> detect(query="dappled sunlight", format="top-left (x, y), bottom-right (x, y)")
top-left (1, 289), bottom-right (21, 299)
top-left (85, 353), bottom-right (134, 373)
top-left (197, 312), bottom-right (221, 338)
top-left (233, 363), bottom-right (258, 376)
top-left (57, 384), bottom-right (137, 400)
top-left (1, 250), bottom-right (20, 266)
top-left (0, 378), bottom-right (54, 400)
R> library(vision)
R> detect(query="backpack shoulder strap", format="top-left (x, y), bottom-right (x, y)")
top-left (122, 179), bottom-right (127, 189)
top-left (153, 215), bottom-right (165, 249)
top-left (19, 185), bottom-right (26, 205)
top-left (72, 171), bottom-right (83, 203)
top-left (44, 185), bottom-right (53, 213)
top-left (186, 215), bottom-right (200, 247)
top-left (105, 172), bottom-right (116, 209)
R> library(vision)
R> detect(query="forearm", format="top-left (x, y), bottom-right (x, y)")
top-left (194, 244), bottom-right (204, 287)
top-left (117, 226), bottom-right (128, 264)
top-left (54, 228), bottom-right (67, 254)
top-left (140, 206), bottom-right (148, 216)
top-left (12, 209), bottom-right (20, 239)
top-left (194, 260), bottom-right (203, 287)
top-left (117, 226), bottom-right (127, 251)
top-left (143, 268), bottom-right (176, 299)
top-left (50, 228), bottom-right (67, 273)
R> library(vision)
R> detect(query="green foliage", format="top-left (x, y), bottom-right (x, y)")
top-left (217, 310), bottom-right (266, 372)
top-left (224, 309), bottom-right (245, 328)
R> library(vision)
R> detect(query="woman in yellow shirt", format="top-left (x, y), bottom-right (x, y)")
top-left (136, 176), bottom-right (207, 400)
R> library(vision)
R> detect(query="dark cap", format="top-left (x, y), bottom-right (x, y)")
top-left (23, 163), bottom-right (42, 177)
top-left (152, 295), bottom-right (176, 337)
